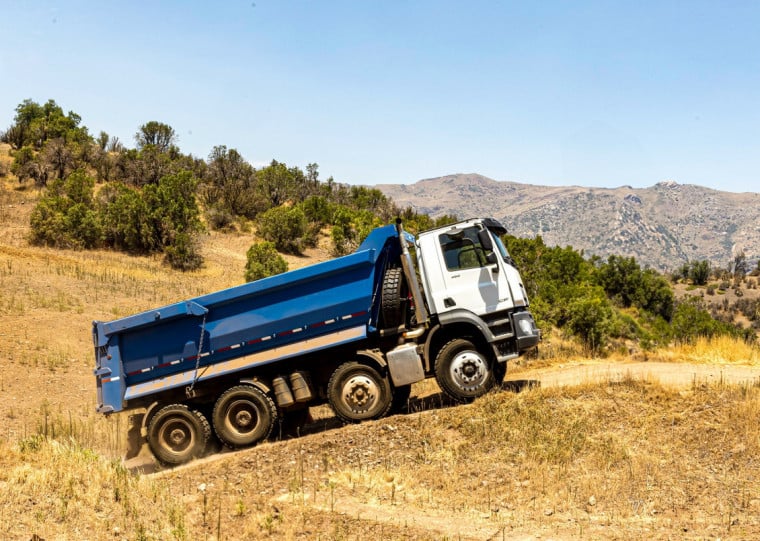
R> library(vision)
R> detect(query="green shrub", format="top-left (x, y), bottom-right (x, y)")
top-left (29, 170), bottom-right (101, 248)
top-left (245, 242), bottom-right (288, 282)
top-left (567, 295), bottom-right (614, 354)
top-left (257, 205), bottom-right (307, 254)
top-left (164, 232), bottom-right (203, 271)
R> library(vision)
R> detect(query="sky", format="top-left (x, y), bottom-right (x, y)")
top-left (1, 1), bottom-right (759, 192)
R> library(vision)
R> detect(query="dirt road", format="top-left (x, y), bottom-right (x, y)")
top-left (507, 360), bottom-right (760, 390)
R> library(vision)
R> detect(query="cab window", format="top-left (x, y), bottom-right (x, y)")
top-left (439, 227), bottom-right (487, 271)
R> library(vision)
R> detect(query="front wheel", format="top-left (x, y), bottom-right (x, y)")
top-left (434, 339), bottom-right (496, 402)
top-left (328, 361), bottom-right (393, 423)
top-left (147, 404), bottom-right (210, 465)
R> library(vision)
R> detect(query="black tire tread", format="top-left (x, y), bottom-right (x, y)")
top-left (381, 267), bottom-right (406, 328)
top-left (147, 403), bottom-right (210, 466)
top-left (212, 384), bottom-right (277, 449)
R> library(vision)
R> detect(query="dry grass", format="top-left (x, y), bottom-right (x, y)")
top-left (7, 378), bottom-right (759, 540)
top-left (3, 176), bottom-right (760, 539)
top-left (660, 335), bottom-right (760, 366)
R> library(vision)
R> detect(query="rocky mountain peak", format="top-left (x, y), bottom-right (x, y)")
top-left (376, 174), bottom-right (760, 271)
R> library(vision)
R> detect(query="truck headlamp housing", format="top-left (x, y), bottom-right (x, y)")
top-left (518, 318), bottom-right (534, 335)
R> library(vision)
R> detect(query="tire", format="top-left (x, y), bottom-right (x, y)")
top-left (389, 384), bottom-right (413, 414)
top-left (381, 267), bottom-right (407, 328)
top-left (212, 385), bottom-right (277, 449)
top-left (147, 404), bottom-right (210, 465)
top-left (328, 361), bottom-right (393, 423)
top-left (434, 339), bottom-right (496, 402)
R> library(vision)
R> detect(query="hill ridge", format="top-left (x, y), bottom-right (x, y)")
top-left (376, 174), bottom-right (760, 271)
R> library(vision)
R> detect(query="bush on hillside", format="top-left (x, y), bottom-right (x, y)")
top-left (29, 170), bottom-right (101, 249)
top-left (245, 241), bottom-right (288, 282)
top-left (257, 205), bottom-right (307, 255)
top-left (164, 231), bottom-right (203, 271)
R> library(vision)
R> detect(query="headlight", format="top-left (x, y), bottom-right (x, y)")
top-left (518, 318), bottom-right (534, 335)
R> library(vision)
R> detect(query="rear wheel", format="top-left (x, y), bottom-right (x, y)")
top-left (212, 385), bottom-right (277, 449)
top-left (434, 339), bottom-right (496, 402)
top-left (147, 404), bottom-right (210, 465)
top-left (328, 361), bottom-right (393, 423)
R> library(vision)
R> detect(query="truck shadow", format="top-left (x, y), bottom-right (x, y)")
top-left (286, 378), bottom-right (540, 439)
top-left (127, 378), bottom-right (541, 474)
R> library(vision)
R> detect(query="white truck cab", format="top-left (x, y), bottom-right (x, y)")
top-left (417, 218), bottom-right (530, 317)
top-left (404, 218), bottom-right (539, 401)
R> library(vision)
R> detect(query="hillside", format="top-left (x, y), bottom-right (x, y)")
top-left (2, 177), bottom-right (760, 540)
top-left (376, 174), bottom-right (760, 271)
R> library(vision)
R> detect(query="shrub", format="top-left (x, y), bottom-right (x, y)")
top-left (671, 298), bottom-right (721, 343)
top-left (164, 232), bottom-right (203, 271)
top-left (330, 206), bottom-right (381, 256)
top-left (257, 205), bottom-right (307, 254)
top-left (245, 242), bottom-right (288, 282)
top-left (29, 170), bottom-right (101, 248)
top-left (205, 207), bottom-right (236, 231)
top-left (566, 295), bottom-right (614, 354)
top-left (97, 183), bottom-right (150, 252)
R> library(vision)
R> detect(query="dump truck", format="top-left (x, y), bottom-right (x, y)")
top-left (93, 218), bottom-right (539, 464)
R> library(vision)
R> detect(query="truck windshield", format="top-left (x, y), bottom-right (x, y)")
top-left (491, 233), bottom-right (515, 266)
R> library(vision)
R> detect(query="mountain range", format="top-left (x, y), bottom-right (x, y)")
top-left (376, 174), bottom-right (760, 271)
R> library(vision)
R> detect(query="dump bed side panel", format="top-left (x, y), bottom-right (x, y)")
top-left (94, 225), bottom-right (399, 413)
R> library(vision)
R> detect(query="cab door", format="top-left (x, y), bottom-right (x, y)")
top-left (434, 226), bottom-right (513, 316)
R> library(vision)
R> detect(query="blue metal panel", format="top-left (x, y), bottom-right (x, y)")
top-left (93, 223), bottom-right (401, 413)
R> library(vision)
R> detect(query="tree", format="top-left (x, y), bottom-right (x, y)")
top-left (4, 99), bottom-right (89, 149)
top-left (597, 255), bottom-right (642, 308)
top-left (731, 250), bottom-right (748, 278)
top-left (244, 242), bottom-right (288, 282)
top-left (201, 145), bottom-right (262, 219)
top-left (135, 121), bottom-right (177, 152)
top-left (567, 293), bottom-right (614, 354)
top-left (635, 269), bottom-right (674, 321)
top-left (688, 260), bottom-right (710, 286)
top-left (257, 205), bottom-right (307, 254)
top-left (96, 131), bottom-right (110, 151)
top-left (29, 170), bottom-right (101, 248)
top-left (41, 138), bottom-right (76, 181)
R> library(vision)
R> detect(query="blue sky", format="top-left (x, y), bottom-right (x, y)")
top-left (1, 1), bottom-right (758, 192)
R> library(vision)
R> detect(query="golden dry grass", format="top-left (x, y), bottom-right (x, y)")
top-left (5, 378), bottom-right (760, 540)
top-left (2, 175), bottom-right (760, 539)
top-left (660, 335), bottom-right (760, 366)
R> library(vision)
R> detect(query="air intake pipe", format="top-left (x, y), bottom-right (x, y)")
top-left (395, 219), bottom-right (428, 337)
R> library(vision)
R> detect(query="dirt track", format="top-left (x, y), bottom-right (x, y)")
top-left (508, 360), bottom-right (760, 390)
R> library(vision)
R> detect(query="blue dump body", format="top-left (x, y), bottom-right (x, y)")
top-left (94, 224), bottom-right (401, 414)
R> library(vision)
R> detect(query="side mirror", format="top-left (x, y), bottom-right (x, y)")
top-left (477, 229), bottom-right (494, 252)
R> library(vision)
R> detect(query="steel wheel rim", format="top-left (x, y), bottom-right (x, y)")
top-left (158, 418), bottom-right (195, 455)
top-left (224, 398), bottom-right (260, 437)
top-left (449, 350), bottom-right (488, 391)
top-left (341, 374), bottom-right (379, 412)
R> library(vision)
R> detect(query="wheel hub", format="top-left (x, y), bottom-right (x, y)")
top-left (235, 410), bottom-right (253, 428)
top-left (450, 351), bottom-right (487, 389)
top-left (169, 427), bottom-right (188, 447)
top-left (343, 375), bottom-right (378, 410)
